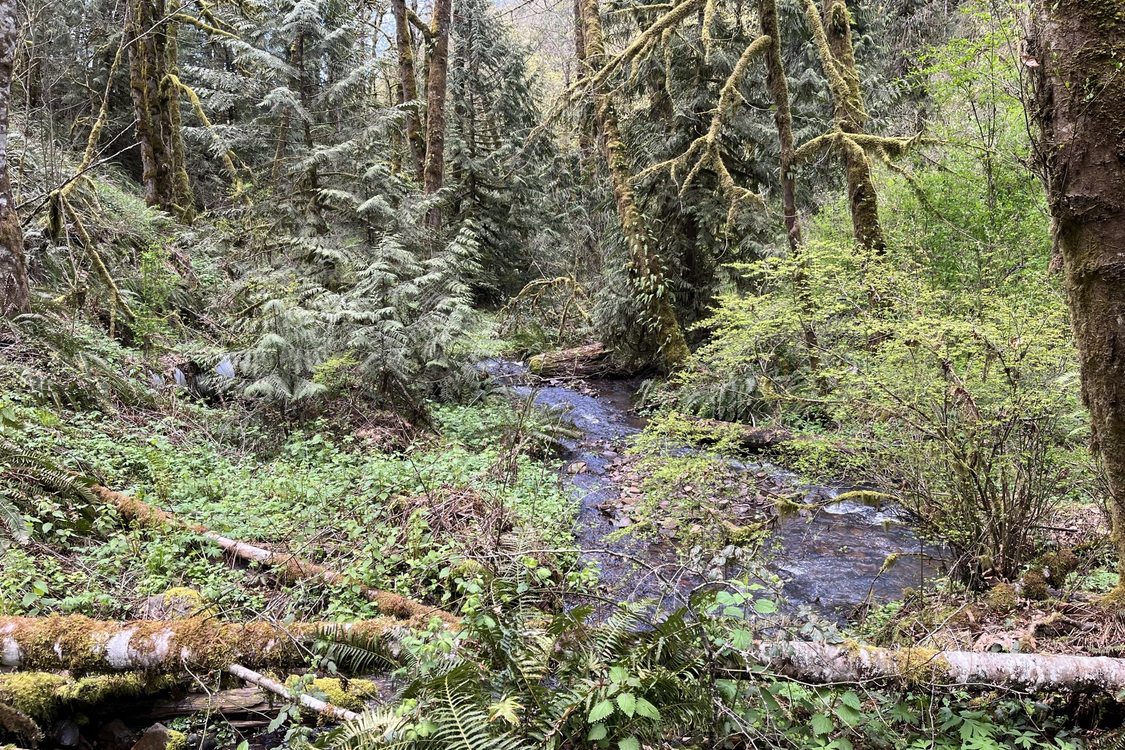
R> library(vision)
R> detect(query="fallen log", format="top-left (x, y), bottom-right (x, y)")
top-left (0, 615), bottom-right (399, 673)
top-left (147, 687), bottom-right (271, 720)
top-left (91, 485), bottom-right (458, 627)
top-left (741, 641), bottom-right (1125, 693)
top-left (683, 416), bottom-right (794, 450)
top-left (528, 343), bottom-right (617, 378)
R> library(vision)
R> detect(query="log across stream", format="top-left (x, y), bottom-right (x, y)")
top-left (481, 359), bottom-right (945, 620)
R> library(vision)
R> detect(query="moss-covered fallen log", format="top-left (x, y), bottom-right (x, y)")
top-left (683, 416), bottom-right (794, 450)
top-left (91, 485), bottom-right (458, 627)
top-left (528, 343), bottom-right (618, 378)
top-left (0, 615), bottom-right (400, 673)
top-left (741, 641), bottom-right (1125, 693)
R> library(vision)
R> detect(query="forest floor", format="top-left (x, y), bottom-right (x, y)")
top-left (1, 318), bottom-right (1120, 744)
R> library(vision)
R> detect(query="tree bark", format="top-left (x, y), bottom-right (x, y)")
top-left (738, 641), bottom-right (1125, 693)
top-left (422, 0), bottom-right (452, 228)
top-left (92, 485), bottom-right (458, 626)
top-left (127, 0), bottom-right (194, 222)
top-left (0, 0), bottom-right (27, 317)
top-left (1028, 1), bottom-right (1125, 601)
top-left (392, 0), bottom-right (424, 182)
top-left (8, 615), bottom-right (1125, 695)
top-left (580, 0), bottom-right (690, 372)
top-left (803, 0), bottom-right (885, 254)
top-left (0, 615), bottom-right (399, 672)
top-left (761, 0), bottom-right (825, 385)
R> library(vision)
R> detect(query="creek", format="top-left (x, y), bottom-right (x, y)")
top-left (482, 359), bottom-right (945, 621)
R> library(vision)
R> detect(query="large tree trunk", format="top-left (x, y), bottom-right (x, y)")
top-left (0, 615), bottom-right (398, 672)
top-left (1029, 1), bottom-right (1125, 601)
top-left (422, 0), bottom-right (452, 228)
top-left (580, 0), bottom-right (689, 372)
top-left (803, 0), bottom-right (885, 254)
top-left (761, 0), bottom-right (824, 383)
top-left (392, 0), bottom-right (424, 182)
top-left (741, 640), bottom-right (1125, 693)
top-left (127, 0), bottom-right (194, 222)
top-left (0, 0), bottom-right (27, 317)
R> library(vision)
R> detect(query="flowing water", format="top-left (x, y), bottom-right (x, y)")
top-left (482, 359), bottom-right (945, 620)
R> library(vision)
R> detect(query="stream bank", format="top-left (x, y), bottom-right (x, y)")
top-left (483, 359), bottom-right (945, 620)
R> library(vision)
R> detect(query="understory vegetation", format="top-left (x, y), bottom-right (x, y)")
top-left (0, 0), bottom-right (1122, 747)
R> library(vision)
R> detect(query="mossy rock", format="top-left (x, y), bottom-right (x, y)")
top-left (985, 582), bottom-right (1018, 614)
top-left (283, 677), bottom-right (380, 712)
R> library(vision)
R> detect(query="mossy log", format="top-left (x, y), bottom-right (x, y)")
top-left (0, 615), bottom-right (399, 673)
top-left (740, 641), bottom-right (1125, 693)
top-left (527, 343), bottom-right (617, 378)
top-left (91, 485), bottom-right (458, 627)
top-left (683, 416), bottom-right (794, 450)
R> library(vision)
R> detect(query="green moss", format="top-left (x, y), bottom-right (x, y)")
top-left (1020, 570), bottom-right (1050, 602)
top-left (1037, 548), bottom-right (1079, 587)
top-left (284, 676), bottom-right (380, 711)
top-left (167, 729), bottom-right (188, 750)
top-left (0, 673), bottom-right (69, 719)
top-left (890, 647), bottom-right (951, 684)
top-left (985, 582), bottom-right (1018, 614)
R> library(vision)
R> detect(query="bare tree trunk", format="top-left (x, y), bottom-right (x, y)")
top-left (392, 0), bottom-right (424, 182)
top-left (1028, 1), bottom-right (1125, 602)
top-left (422, 0), bottom-right (451, 229)
top-left (580, 0), bottom-right (689, 371)
top-left (0, 0), bottom-right (27, 317)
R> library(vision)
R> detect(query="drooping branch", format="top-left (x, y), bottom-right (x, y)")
top-left (581, 0), bottom-right (689, 371)
top-left (92, 485), bottom-right (458, 627)
top-left (632, 34), bottom-right (771, 226)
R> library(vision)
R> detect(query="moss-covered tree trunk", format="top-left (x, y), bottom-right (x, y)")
top-left (811, 0), bottom-right (885, 253)
top-left (0, 0), bottom-right (27, 317)
top-left (422, 0), bottom-right (452, 228)
top-left (127, 0), bottom-right (193, 222)
top-left (1029, 1), bottom-right (1125, 601)
top-left (392, 0), bottom-right (424, 182)
top-left (581, 0), bottom-right (689, 371)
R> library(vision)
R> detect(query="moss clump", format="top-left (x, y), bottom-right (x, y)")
top-left (167, 729), bottom-right (188, 750)
top-left (891, 647), bottom-right (951, 684)
top-left (56, 674), bottom-right (148, 705)
top-left (0, 673), bottom-right (69, 719)
top-left (1038, 548), bottom-right (1079, 587)
top-left (284, 677), bottom-right (380, 711)
top-left (985, 582), bottom-right (1018, 614)
top-left (1020, 570), bottom-right (1050, 601)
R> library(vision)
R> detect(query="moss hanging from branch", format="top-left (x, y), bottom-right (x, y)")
top-left (581, 0), bottom-right (689, 370)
